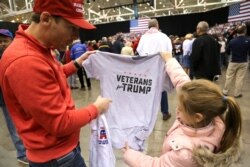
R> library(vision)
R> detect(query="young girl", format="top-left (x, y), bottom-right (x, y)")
top-left (122, 52), bottom-right (242, 167)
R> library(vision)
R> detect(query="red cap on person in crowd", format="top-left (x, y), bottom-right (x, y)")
top-left (33, 0), bottom-right (96, 30)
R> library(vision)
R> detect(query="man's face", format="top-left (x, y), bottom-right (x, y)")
top-left (196, 26), bottom-right (201, 36)
top-left (47, 16), bottom-right (79, 50)
top-left (0, 36), bottom-right (12, 51)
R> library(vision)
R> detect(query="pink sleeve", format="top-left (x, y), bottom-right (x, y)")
top-left (165, 58), bottom-right (190, 89)
top-left (123, 148), bottom-right (195, 167)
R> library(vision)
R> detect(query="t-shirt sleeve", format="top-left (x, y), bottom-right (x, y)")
top-left (82, 53), bottom-right (102, 80)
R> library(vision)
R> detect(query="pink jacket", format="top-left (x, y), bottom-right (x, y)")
top-left (123, 58), bottom-right (225, 167)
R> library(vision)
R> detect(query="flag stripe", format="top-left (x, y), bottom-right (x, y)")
top-left (228, 12), bottom-right (250, 19)
top-left (240, 9), bottom-right (250, 14)
top-left (228, 0), bottom-right (250, 22)
top-left (228, 16), bottom-right (250, 22)
top-left (130, 18), bottom-right (150, 33)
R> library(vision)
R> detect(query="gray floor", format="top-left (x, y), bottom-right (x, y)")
top-left (0, 68), bottom-right (249, 167)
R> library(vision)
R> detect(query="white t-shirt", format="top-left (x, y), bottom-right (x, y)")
top-left (182, 39), bottom-right (194, 56)
top-left (137, 28), bottom-right (172, 56)
top-left (218, 40), bottom-right (226, 53)
top-left (89, 115), bottom-right (115, 167)
top-left (83, 51), bottom-right (173, 150)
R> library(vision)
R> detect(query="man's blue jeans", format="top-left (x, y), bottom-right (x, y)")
top-left (29, 145), bottom-right (87, 167)
top-left (0, 91), bottom-right (26, 159)
top-left (161, 91), bottom-right (169, 115)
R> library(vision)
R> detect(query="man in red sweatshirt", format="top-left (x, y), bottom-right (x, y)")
top-left (0, 0), bottom-right (111, 166)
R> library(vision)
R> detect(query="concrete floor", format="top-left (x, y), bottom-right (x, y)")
top-left (0, 68), bottom-right (249, 167)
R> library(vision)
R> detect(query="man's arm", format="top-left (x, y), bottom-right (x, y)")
top-left (190, 39), bottom-right (202, 70)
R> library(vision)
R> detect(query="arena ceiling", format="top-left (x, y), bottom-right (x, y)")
top-left (0, 0), bottom-right (243, 24)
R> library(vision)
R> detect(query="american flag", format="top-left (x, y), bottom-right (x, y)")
top-left (228, 0), bottom-right (250, 22)
top-left (130, 18), bottom-right (150, 33)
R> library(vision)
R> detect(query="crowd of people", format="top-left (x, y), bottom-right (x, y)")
top-left (54, 19), bottom-right (250, 101)
top-left (0, 0), bottom-right (249, 166)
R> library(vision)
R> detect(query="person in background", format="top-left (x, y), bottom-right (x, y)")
top-left (51, 49), bottom-right (60, 61)
top-left (0, 29), bottom-right (28, 165)
top-left (107, 36), bottom-right (113, 49)
top-left (190, 21), bottom-right (221, 81)
top-left (87, 40), bottom-right (94, 51)
top-left (112, 34), bottom-right (124, 54)
top-left (182, 33), bottom-right (194, 75)
top-left (121, 41), bottom-right (134, 56)
top-left (223, 24), bottom-right (250, 98)
top-left (92, 40), bottom-right (98, 50)
top-left (65, 45), bottom-right (72, 64)
top-left (65, 45), bottom-right (78, 89)
top-left (218, 35), bottom-right (227, 69)
top-left (132, 36), bottom-right (141, 55)
top-left (98, 37), bottom-right (112, 52)
top-left (136, 18), bottom-right (172, 121)
top-left (71, 39), bottom-right (91, 90)
top-left (173, 37), bottom-right (183, 64)
top-left (0, 0), bottom-right (112, 166)
top-left (122, 52), bottom-right (242, 167)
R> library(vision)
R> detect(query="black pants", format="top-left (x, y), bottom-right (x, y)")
top-left (77, 68), bottom-right (91, 88)
top-left (195, 75), bottom-right (214, 81)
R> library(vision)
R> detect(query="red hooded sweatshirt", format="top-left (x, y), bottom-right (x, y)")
top-left (0, 25), bottom-right (98, 162)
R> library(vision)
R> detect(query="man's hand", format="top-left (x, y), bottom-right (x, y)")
top-left (93, 96), bottom-right (112, 115)
top-left (75, 50), bottom-right (96, 67)
top-left (160, 51), bottom-right (172, 62)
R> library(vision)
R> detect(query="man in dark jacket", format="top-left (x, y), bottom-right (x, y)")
top-left (190, 21), bottom-right (221, 81)
top-left (112, 35), bottom-right (124, 54)
top-left (98, 37), bottom-right (112, 52)
top-left (223, 24), bottom-right (250, 98)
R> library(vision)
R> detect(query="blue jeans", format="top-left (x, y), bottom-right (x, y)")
top-left (161, 91), bottom-right (169, 115)
top-left (0, 91), bottom-right (26, 159)
top-left (29, 145), bottom-right (87, 167)
top-left (175, 54), bottom-right (183, 64)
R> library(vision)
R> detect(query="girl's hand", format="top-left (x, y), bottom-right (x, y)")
top-left (121, 142), bottom-right (130, 153)
top-left (160, 51), bottom-right (172, 62)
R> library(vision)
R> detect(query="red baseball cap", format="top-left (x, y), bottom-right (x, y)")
top-left (33, 0), bottom-right (96, 30)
